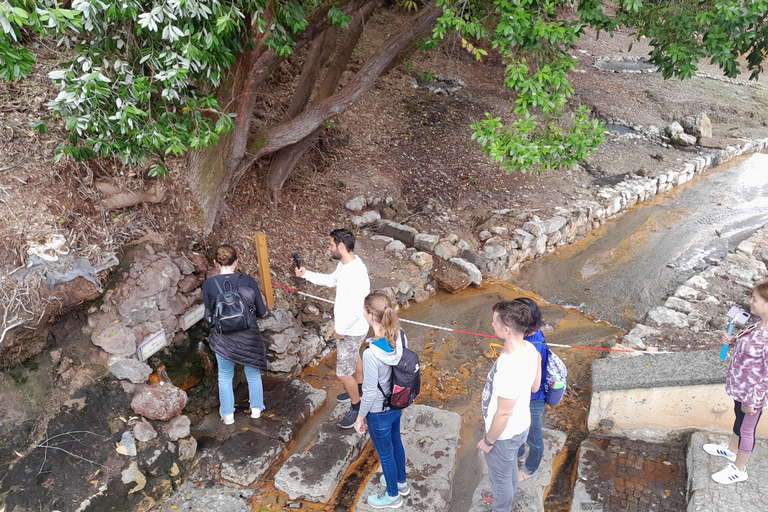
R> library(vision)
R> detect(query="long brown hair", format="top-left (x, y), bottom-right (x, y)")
top-left (364, 292), bottom-right (400, 348)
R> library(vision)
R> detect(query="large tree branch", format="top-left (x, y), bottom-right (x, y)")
top-left (244, 3), bottom-right (440, 162)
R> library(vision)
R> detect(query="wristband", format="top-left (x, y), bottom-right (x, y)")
top-left (483, 436), bottom-right (494, 447)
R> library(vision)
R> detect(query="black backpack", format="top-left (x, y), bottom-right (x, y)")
top-left (378, 330), bottom-right (421, 409)
top-left (212, 276), bottom-right (251, 334)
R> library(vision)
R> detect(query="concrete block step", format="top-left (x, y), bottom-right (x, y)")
top-left (688, 431), bottom-right (768, 512)
top-left (274, 402), bottom-right (369, 502)
top-left (468, 428), bottom-right (566, 512)
top-left (356, 404), bottom-right (462, 512)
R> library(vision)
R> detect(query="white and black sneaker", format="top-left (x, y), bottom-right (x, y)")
top-left (702, 443), bottom-right (737, 462)
top-left (337, 384), bottom-right (363, 403)
top-left (338, 407), bottom-right (358, 429)
top-left (711, 463), bottom-right (748, 484)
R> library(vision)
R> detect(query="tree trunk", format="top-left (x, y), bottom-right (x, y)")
top-left (186, 0), bottom-right (366, 232)
top-left (244, 4), bottom-right (440, 163)
top-left (265, 0), bottom-right (379, 200)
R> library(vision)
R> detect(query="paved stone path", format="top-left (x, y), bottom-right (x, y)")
top-left (356, 404), bottom-right (462, 512)
top-left (688, 431), bottom-right (768, 512)
top-left (467, 428), bottom-right (567, 512)
top-left (570, 436), bottom-right (687, 512)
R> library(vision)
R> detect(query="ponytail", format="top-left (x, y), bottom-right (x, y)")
top-left (364, 291), bottom-right (400, 348)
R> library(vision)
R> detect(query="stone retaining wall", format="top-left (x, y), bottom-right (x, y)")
top-left (345, 139), bottom-right (768, 295)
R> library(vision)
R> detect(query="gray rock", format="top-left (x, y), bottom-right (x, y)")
top-left (357, 405), bottom-right (462, 512)
top-left (478, 230), bottom-right (492, 242)
top-left (265, 326), bottom-right (302, 354)
top-left (109, 358), bottom-right (152, 384)
top-left (434, 241), bottom-right (459, 260)
top-left (456, 239), bottom-right (472, 251)
top-left (130, 383), bottom-right (188, 421)
top-left (627, 324), bottom-right (660, 338)
top-left (646, 306), bottom-right (689, 328)
top-left (178, 436), bottom-right (197, 461)
top-left (370, 235), bottom-right (393, 243)
top-left (489, 225), bottom-right (509, 236)
top-left (672, 132), bottom-right (697, 146)
top-left (736, 240), bottom-right (755, 256)
top-left (665, 121), bottom-right (684, 136)
top-left (259, 307), bottom-right (296, 332)
top-left (351, 210), bottom-right (381, 227)
top-left (219, 431), bottom-right (283, 486)
top-left (664, 297), bottom-right (694, 314)
top-left (121, 461), bottom-right (146, 494)
top-left (680, 113), bottom-right (712, 138)
top-left (513, 229), bottom-right (535, 249)
top-left (449, 258), bottom-right (483, 286)
top-left (684, 275), bottom-right (709, 290)
top-left (92, 323), bottom-right (137, 358)
top-left (275, 403), bottom-right (370, 502)
top-left (118, 431), bottom-right (138, 456)
top-left (622, 334), bottom-right (646, 350)
top-left (410, 252), bottom-right (434, 268)
top-left (461, 250), bottom-right (490, 270)
top-left (172, 256), bottom-right (196, 275)
top-left (522, 221), bottom-right (547, 237)
top-left (542, 216), bottom-right (568, 234)
top-left (413, 233), bottom-right (439, 252)
top-left (483, 245), bottom-right (507, 261)
top-left (265, 380), bottom-right (327, 427)
top-left (674, 285), bottom-right (699, 300)
top-left (297, 333), bottom-right (325, 366)
top-left (133, 421), bottom-right (157, 442)
top-left (268, 353), bottom-right (299, 373)
top-left (155, 477), bottom-right (254, 512)
top-left (377, 220), bottom-right (418, 246)
top-left (385, 240), bottom-right (406, 252)
top-left (345, 195), bottom-right (367, 211)
top-left (165, 415), bottom-right (191, 441)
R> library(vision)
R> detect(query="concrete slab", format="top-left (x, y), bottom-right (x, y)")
top-left (274, 402), bottom-right (369, 502)
top-left (265, 379), bottom-right (327, 427)
top-left (356, 404), bottom-right (462, 512)
top-left (589, 351), bottom-right (768, 441)
top-left (467, 428), bottom-right (566, 512)
top-left (687, 431), bottom-right (768, 512)
top-left (570, 437), bottom-right (686, 512)
top-left (216, 430), bottom-right (283, 486)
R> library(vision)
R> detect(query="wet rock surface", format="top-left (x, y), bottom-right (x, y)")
top-left (356, 405), bottom-right (462, 512)
top-left (571, 437), bottom-right (687, 512)
top-left (467, 428), bottom-right (567, 512)
top-left (275, 403), bottom-right (370, 502)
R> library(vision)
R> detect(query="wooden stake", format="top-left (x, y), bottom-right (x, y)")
top-left (254, 232), bottom-right (274, 308)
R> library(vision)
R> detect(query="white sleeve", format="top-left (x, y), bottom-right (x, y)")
top-left (303, 263), bottom-right (341, 288)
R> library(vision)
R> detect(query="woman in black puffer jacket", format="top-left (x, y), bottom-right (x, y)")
top-left (202, 245), bottom-right (267, 425)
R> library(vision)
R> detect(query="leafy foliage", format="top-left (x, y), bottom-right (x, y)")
top-left (429, 0), bottom-right (605, 175)
top-left (581, 0), bottom-right (768, 80)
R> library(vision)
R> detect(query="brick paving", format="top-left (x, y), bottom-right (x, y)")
top-left (576, 437), bottom-right (687, 512)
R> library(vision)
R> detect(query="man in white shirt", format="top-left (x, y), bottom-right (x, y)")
top-left (478, 300), bottom-right (542, 511)
top-left (295, 229), bottom-right (371, 428)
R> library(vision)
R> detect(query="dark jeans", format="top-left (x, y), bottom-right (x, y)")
top-left (366, 408), bottom-right (406, 497)
top-left (518, 399), bottom-right (546, 475)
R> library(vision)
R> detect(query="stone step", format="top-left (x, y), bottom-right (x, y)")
top-left (356, 404), bottom-right (462, 512)
top-left (687, 431), bottom-right (768, 512)
top-left (467, 428), bottom-right (567, 512)
top-left (274, 402), bottom-right (370, 502)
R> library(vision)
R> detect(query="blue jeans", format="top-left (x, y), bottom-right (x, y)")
top-left (366, 409), bottom-right (406, 497)
top-left (216, 354), bottom-right (264, 416)
top-left (486, 429), bottom-right (528, 512)
top-left (517, 399), bottom-right (545, 475)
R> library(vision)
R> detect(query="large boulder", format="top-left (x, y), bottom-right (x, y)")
top-left (131, 383), bottom-right (188, 421)
top-left (93, 323), bottom-right (138, 358)
top-left (680, 113), bottom-right (712, 138)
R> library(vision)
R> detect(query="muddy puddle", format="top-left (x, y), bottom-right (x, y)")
top-left (513, 153), bottom-right (768, 329)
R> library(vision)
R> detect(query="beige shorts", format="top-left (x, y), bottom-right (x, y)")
top-left (336, 334), bottom-right (366, 377)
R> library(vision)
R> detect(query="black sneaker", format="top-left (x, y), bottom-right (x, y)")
top-left (338, 407), bottom-right (358, 429)
top-left (337, 391), bottom-right (351, 403)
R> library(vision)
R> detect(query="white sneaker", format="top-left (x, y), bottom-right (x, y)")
top-left (711, 463), bottom-right (748, 484)
top-left (703, 443), bottom-right (737, 462)
top-left (222, 413), bottom-right (235, 425)
top-left (251, 408), bottom-right (262, 419)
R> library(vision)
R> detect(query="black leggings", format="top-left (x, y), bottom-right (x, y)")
top-left (733, 401), bottom-right (763, 453)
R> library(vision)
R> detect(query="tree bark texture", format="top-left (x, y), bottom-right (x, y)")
top-left (187, 0), bottom-right (366, 232)
top-left (246, 4), bottom-right (440, 162)
top-left (265, 0), bottom-right (380, 198)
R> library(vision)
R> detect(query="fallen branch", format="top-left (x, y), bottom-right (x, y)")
top-left (33, 430), bottom-right (109, 475)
